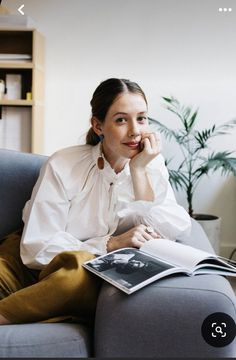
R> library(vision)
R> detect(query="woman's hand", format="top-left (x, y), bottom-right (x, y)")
top-left (107, 224), bottom-right (161, 252)
top-left (129, 132), bottom-right (162, 202)
top-left (129, 132), bottom-right (161, 171)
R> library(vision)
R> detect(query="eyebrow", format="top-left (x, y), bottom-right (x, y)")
top-left (113, 111), bottom-right (147, 117)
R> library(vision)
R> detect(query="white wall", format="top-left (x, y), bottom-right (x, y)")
top-left (4, 0), bottom-right (236, 250)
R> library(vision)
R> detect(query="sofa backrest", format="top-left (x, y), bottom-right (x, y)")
top-left (0, 149), bottom-right (48, 239)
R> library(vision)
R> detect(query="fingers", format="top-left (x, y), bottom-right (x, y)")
top-left (141, 132), bottom-right (162, 155)
top-left (155, 132), bottom-right (162, 153)
top-left (141, 228), bottom-right (156, 241)
top-left (133, 225), bottom-right (159, 246)
top-left (114, 225), bottom-right (162, 251)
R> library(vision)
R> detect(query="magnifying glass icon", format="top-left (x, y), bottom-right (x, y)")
top-left (215, 326), bottom-right (223, 335)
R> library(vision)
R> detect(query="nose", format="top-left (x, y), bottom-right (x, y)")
top-left (128, 121), bottom-right (141, 138)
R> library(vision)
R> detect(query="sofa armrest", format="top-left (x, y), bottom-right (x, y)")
top-left (177, 218), bottom-right (215, 253)
top-left (94, 218), bottom-right (236, 357)
top-left (95, 275), bottom-right (236, 357)
top-left (0, 149), bottom-right (47, 239)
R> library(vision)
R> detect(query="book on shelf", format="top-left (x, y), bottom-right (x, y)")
top-left (0, 54), bottom-right (32, 62)
top-left (5, 74), bottom-right (22, 100)
top-left (0, 107), bottom-right (31, 152)
top-left (83, 239), bottom-right (236, 295)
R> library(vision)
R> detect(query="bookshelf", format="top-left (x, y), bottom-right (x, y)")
top-left (0, 28), bottom-right (44, 154)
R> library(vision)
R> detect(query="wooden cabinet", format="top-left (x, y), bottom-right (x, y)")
top-left (0, 29), bottom-right (44, 154)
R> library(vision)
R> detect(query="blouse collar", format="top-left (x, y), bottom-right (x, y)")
top-left (91, 143), bottom-right (130, 184)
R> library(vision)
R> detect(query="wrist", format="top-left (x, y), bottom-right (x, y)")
top-left (129, 165), bottom-right (146, 176)
top-left (106, 235), bottom-right (116, 252)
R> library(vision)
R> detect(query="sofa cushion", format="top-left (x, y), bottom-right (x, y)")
top-left (0, 323), bottom-right (92, 357)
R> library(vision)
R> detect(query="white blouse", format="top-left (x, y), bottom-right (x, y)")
top-left (20, 143), bottom-right (191, 269)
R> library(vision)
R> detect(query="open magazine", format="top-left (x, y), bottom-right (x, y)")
top-left (83, 239), bottom-right (236, 295)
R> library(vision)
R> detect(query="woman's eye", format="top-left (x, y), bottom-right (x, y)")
top-left (137, 116), bottom-right (147, 123)
top-left (115, 118), bottom-right (126, 123)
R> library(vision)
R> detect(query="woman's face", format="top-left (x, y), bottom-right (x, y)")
top-left (96, 92), bottom-right (149, 171)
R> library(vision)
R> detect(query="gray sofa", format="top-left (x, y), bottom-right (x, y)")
top-left (0, 148), bottom-right (235, 358)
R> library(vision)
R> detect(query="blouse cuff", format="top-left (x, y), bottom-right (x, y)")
top-left (79, 234), bottom-right (112, 256)
top-left (102, 235), bottom-right (112, 254)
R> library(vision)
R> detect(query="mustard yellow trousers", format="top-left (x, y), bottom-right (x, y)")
top-left (0, 230), bottom-right (102, 324)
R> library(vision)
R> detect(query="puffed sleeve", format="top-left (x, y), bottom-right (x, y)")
top-left (117, 154), bottom-right (191, 239)
top-left (20, 158), bottom-right (110, 270)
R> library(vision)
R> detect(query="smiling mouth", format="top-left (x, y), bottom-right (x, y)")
top-left (123, 142), bottom-right (140, 149)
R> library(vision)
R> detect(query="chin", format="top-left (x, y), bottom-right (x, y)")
top-left (119, 147), bottom-right (139, 159)
top-left (127, 150), bottom-right (139, 159)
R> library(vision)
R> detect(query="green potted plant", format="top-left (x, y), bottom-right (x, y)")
top-left (149, 97), bottom-right (236, 253)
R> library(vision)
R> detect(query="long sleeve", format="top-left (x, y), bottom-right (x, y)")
top-left (116, 154), bottom-right (191, 239)
top-left (20, 146), bottom-right (112, 269)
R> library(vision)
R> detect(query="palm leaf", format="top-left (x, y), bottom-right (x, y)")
top-left (162, 96), bottom-right (174, 104)
top-left (148, 117), bottom-right (191, 148)
top-left (194, 151), bottom-right (236, 178)
top-left (148, 117), bottom-right (177, 141)
top-left (188, 109), bottom-right (198, 130)
top-left (212, 118), bottom-right (236, 136)
top-left (162, 97), bottom-right (198, 133)
top-left (194, 125), bottom-right (216, 149)
top-left (162, 97), bottom-right (186, 125)
top-left (194, 120), bottom-right (236, 149)
top-left (167, 169), bottom-right (189, 191)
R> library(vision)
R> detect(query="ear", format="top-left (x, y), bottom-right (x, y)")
top-left (91, 116), bottom-right (103, 136)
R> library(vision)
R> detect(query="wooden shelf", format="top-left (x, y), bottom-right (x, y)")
top-left (0, 29), bottom-right (44, 154)
top-left (0, 99), bottom-right (33, 106)
top-left (0, 62), bottom-right (33, 69)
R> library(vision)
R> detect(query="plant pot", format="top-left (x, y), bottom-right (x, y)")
top-left (193, 214), bottom-right (221, 255)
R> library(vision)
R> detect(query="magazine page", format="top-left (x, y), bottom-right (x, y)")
top-left (194, 260), bottom-right (236, 273)
top-left (214, 256), bottom-right (236, 269)
top-left (194, 267), bottom-right (236, 277)
top-left (83, 247), bottom-right (183, 294)
top-left (140, 239), bottom-right (218, 271)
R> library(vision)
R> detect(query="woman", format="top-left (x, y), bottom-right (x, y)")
top-left (0, 78), bottom-right (191, 325)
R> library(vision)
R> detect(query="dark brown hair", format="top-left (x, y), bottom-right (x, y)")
top-left (86, 78), bottom-right (148, 145)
